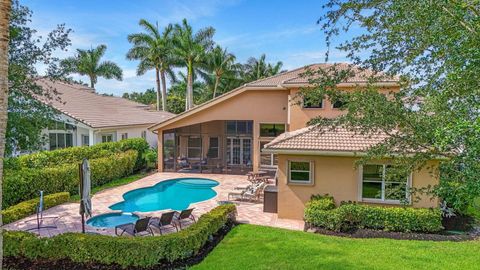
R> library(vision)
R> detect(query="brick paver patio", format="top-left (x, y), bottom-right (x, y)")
top-left (4, 172), bottom-right (304, 237)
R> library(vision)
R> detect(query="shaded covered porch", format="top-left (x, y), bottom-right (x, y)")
top-left (162, 120), bottom-right (255, 174)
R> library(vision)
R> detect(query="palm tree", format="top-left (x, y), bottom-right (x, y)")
top-left (127, 20), bottom-right (176, 111)
top-left (61, 44), bottom-right (123, 89)
top-left (242, 54), bottom-right (284, 82)
top-left (0, 0), bottom-right (11, 240)
top-left (173, 19), bottom-right (215, 110)
top-left (201, 46), bottom-right (236, 98)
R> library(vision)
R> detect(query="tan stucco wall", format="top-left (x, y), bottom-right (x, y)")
top-left (277, 154), bottom-right (440, 220)
top-left (156, 90), bottom-right (290, 171)
top-left (288, 87), bottom-right (400, 130)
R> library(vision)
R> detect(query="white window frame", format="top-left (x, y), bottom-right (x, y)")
top-left (287, 160), bottom-right (314, 185)
top-left (101, 133), bottom-right (114, 143)
top-left (81, 135), bottom-right (89, 146)
top-left (358, 164), bottom-right (412, 205)
top-left (141, 130), bottom-right (147, 139)
top-left (49, 132), bottom-right (74, 150)
top-left (121, 133), bottom-right (128, 140)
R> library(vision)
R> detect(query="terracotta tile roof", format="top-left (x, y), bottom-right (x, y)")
top-left (264, 125), bottom-right (390, 153)
top-left (35, 79), bottom-right (175, 128)
top-left (246, 63), bottom-right (398, 87)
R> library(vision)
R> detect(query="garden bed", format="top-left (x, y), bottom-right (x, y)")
top-left (309, 227), bottom-right (478, 241)
top-left (4, 220), bottom-right (235, 270)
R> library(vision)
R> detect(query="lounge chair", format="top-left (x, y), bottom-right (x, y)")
top-left (150, 211), bottom-right (178, 235)
top-left (241, 182), bottom-right (266, 201)
top-left (115, 217), bottom-right (153, 236)
top-left (174, 208), bottom-right (196, 229)
top-left (228, 182), bottom-right (265, 202)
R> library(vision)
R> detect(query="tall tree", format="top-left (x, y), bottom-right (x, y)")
top-left (122, 88), bottom-right (157, 106)
top-left (6, 1), bottom-right (71, 155)
top-left (127, 20), bottom-right (176, 111)
top-left (201, 45), bottom-right (236, 98)
top-left (309, 0), bottom-right (480, 213)
top-left (61, 44), bottom-right (122, 89)
top-left (0, 2), bottom-right (12, 251)
top-left (173, 19), bottom-right (215, 110)
top-left (242, 54), bottom-right (283, 82)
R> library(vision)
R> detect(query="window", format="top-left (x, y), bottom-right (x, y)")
top-left (121, 133), bottom-right (128, 140)
top-left (81, 135), bottom-right (89, 146)
top-left (49, 133), bottom-right (73, 150)
top-left (260, 123), bottom-right (286, 137)
top-left (187, 136), bottom-right (202, 159)
top-left (141, 130), bottom-right (147, 139)
top-left (225, 121), bottom-right (253, 135)
top-left (260, 141), bottom-right (278, 167)
top-left (332, 100), bottom-right (347, 109)
top-left (288, 161), bottom-right (313, 184)
top-left (102, 134), bottom-right (113, 143)
top-left (207, 137), bottom-right (219, 159)
top-left (361, 164), bottom-right (409, 203)
top-left (303, 96), bottom-right (324, 108)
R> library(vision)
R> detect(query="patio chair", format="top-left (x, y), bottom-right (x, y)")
top-left (150, 211), bottom-right (178, 235)
top-left (174, 208), bottom-right (196, 229)
top-left (115, 217), bottom-right (153, 236)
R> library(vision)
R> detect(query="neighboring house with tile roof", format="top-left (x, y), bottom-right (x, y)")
top-left (32, 78), bottom-right (174, 152)
top-left (147, 63), bottom-right (439, 219)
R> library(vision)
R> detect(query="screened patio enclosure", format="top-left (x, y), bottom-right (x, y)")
top-left (162, 120), bottom-right (255, 174)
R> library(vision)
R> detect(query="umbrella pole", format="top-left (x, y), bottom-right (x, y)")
top-left (79, 163), bottom-right (85, 233)
top-left (81, 213), bottom-right (85, 233)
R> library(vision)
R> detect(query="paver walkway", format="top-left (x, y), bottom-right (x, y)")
top-left (5, 172), bottom-right (304, 237)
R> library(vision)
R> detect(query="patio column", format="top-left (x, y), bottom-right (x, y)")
top-left (252, 120), bottom-right (260, 173)
top-left (157, 129), bottom-right (164, 172)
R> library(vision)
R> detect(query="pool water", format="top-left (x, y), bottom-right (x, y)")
top-left (86, 212), bottom-right (139, 228)
top-left (109, 178), bottom-right (218, 213)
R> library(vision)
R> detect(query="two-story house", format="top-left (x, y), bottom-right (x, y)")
top-left (148, 63), bottom-right (439, 219)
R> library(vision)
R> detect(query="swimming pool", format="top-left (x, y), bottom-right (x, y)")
top-left (109, 178), bottom-right (219, 213)
top-left (86, 212), bottom-right (139, 228)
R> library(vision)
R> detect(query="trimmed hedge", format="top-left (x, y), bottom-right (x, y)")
top-left (4, 138), bottom-right (149, 171)
top-left (3, 150), bottom-right (137, 208)
top-left (4, 204), bottom-right (236, 268)
top-left (305, 195), bottom-right (443, 233)
top-left (2, 192), bottom-right (70, 224)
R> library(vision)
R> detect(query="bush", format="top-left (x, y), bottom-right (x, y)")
top-left (305, 196), bottom-right (443, 233)
top-left (2, 192), bottom-right (70, 224)
top-left (5, 138), bottom-right (149, 171)
top-left (4, 205), bottom-right (236, 268)
top-left (3, 150), bottom-right (137, 208)
top-left (144, 148), bottom-right (158, 169)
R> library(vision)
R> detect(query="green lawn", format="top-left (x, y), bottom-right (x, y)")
top-left (193, 224), bottom-right (480, 270)
top-left (70, 172), bottom-right (149, 201)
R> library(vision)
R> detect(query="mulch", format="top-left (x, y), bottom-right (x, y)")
top-left (310, 227), bottom-right (478, 241)
top-left (4, 220), bottom-right (236, 270)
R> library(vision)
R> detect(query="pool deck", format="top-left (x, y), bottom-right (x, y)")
top-left (4, 172), bottom-right (305, 237)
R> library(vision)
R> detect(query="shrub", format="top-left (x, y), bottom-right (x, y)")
top-left (5, 138), bottom-right (149, 171)
top-left (4, 205), bottom-right (236, 268)
top-left (144, 148), bottom-right (158, 169)
top-left (3, 150), bottom-right (137, 208)
top-left (305, 196), bottom-right (443, 233)
top-left (2, 192), bottom-right (70, 224)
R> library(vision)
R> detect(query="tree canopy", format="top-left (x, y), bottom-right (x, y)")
top-left (304, 0), bottom-right (480, 213)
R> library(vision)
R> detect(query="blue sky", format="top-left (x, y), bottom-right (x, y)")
top-left (23, 0), bottom-right (350, 96)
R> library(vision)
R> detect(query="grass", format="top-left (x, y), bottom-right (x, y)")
top-left (193, 224), bottom-right (480, 270)
top-left (70, 172), bottom-right (149, 202)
